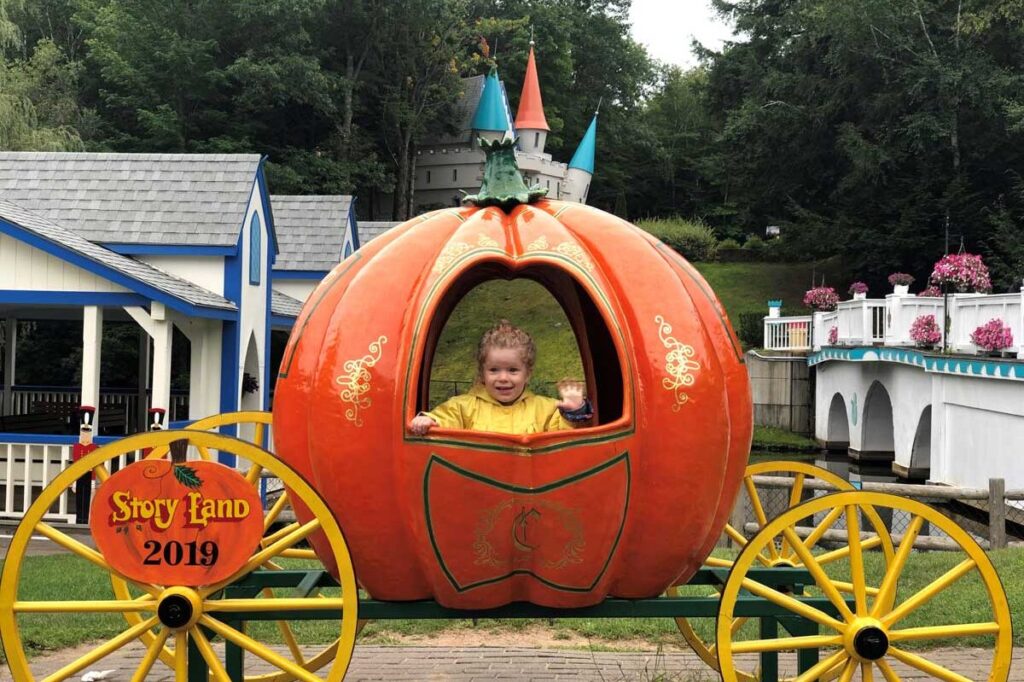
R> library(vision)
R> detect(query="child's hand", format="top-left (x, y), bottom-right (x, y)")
top-left (408, 415), bottom-right (438, 436)
top-left (556, 379), bottom-right (586, 411)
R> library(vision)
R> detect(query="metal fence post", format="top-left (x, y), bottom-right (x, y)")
top-left (989, 478), bottom-right (1007, 549)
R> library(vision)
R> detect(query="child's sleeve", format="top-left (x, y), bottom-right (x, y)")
top-left (423, 397), bottom-right (466, 429)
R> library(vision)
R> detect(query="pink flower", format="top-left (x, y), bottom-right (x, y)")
top-left (848, 281), bottom-right (869, 295)
top-left (918, 285), bottom-right (942, 297)
top-left (827, 326), bottom-right (838, 344)
top-left (970, 318), bottom-right (1014, 351)
top-left (909, 315), bottom-right (941, 346)
top-left (803, 286), bottom-right (839, 311)
top-left (929, 254), bottom-right (992, 293)
top-left (888, 272), bottom-right (914, 287)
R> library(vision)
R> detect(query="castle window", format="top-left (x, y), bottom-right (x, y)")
top-left (556, 181), bottom-right (560, 196)
top-left (426, 170), bottom-right (431, 184)
top-left (546, 180), bottom-right (551, 189)
top-left (452, 169), bottom-right (458, 182)
top-left (534, 132), bottom-right (540, 147)
top-left (249, 212), bottom-right (261, 285)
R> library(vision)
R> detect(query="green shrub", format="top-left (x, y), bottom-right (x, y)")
top-left (637, 217), bottom-right (719, 262)
top-left (736, 312), bottom-right (764, 349)
top-left (743, 235), bottom-right (765, 251)
top-left (719, 238), bottom-right (741, 250)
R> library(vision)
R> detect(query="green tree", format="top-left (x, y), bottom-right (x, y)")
top-left (0, 39), bottom-right (86, 150)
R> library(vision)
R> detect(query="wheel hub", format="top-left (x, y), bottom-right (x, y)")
top-left (157, 586), bottom-right (202, 631)
top-left (852, 625), bottom-right (889, 661)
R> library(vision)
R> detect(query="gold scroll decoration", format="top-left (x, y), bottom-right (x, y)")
top-left (336, 335), bottom-right (387, 427)
top-left (656, 315), bottom-right (700, 411)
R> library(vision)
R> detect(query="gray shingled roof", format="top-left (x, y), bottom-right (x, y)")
top-left (271, 195), bottom-right (351, 271)
top-left (359, 221), bottom-right (399, 245)
top-left (0, 152), bottom-right (262, 247)
top-left (0, 200), bottom-right (236, 313)
top-left (271, 289), bottom-right (304, 318)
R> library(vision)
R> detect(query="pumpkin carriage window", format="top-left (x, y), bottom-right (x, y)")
top-left (415, 263), bottom-right (625, 427)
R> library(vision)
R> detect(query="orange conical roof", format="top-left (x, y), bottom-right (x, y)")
top-left (514, 45), bottom-right (550, 132)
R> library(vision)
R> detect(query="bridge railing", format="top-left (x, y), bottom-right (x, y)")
top-left (773, 286), bottom-right (1024, 357)
top-left (763, 316), bottom-right (813, 351)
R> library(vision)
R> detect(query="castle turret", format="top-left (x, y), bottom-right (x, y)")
top-left (563, 113), bottom-right (597, 203)
top-left (514, 43), bottom-right (550, 155)
top-left (471, 66), bottom-right (513, 144)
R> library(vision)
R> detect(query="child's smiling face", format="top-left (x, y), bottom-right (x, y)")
top-left (481, 347), bottom-right (531, 405)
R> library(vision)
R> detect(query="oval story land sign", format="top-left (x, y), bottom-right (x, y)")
top-left (91, 458), bottom-right (264, 586)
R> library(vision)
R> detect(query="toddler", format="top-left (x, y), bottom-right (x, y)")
top-left (409, 320), bottom-right (593, 435)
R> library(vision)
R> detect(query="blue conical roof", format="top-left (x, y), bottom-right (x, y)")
top-left (470, 67), bottom-right (511, 133)
top-left (568, 114), bottom-right (598, 174)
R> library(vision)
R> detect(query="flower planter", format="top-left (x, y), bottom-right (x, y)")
top-left (893, 285), bottom-right (909, 296)
top-left (853, 292), bottom-right (866, 300)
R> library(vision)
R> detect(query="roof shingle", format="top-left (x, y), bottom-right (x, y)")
top-left (271, 195), bottom-right (351, 271)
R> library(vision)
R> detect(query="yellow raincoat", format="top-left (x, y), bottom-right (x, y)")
top-left (425, 384), bottom-right (573, 435)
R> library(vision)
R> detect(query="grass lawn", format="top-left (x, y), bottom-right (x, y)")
top-left (3, 545), bottom-right (1022, 663)
top-left (751, 425), bottom-right (819, 453)
top-left (692, 261), bottom-right (833, 319)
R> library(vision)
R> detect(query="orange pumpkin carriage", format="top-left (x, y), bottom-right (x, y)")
top-left (0, 141), bottom-right (1013, 682)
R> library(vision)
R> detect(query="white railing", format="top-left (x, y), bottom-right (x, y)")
top-left (1, 440), bottom-right (75, 522)
top-left (949, 293), bottom-right (1022, 355)
top-left (771, 288), bottom-right (1024, 356)
top-left (3, 387), bottom-right (189, 429)
top-left (763, 316), bottom-right (812, 351)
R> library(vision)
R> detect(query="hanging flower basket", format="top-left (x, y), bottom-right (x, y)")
top-left (803, 286), bottom-right (839, 312)
top-left (929, 254), bottom-right (992, 293)
top-left (827, 326), bottom-right (838, 345)
top-left (242, 373), bottom-right (260, 394)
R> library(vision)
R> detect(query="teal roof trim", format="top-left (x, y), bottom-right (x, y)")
top-left (470, 68), bottom-right (511, 133)
top-left (569, 114), bottom-right (598, 173)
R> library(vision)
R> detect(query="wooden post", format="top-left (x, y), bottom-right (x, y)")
top-left (989, 478), bottom-right (1006, 550)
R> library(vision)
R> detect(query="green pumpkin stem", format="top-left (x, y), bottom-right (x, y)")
top-left (463, 136), bottom-right (548, 211)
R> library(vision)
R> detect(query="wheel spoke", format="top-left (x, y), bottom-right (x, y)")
top-left (889, 622), bottom-right (1001, 642)
top-left (794, 650), bottom-right (847, 682)
top-left (837, 658), bottom-right (856, 682)
top-left (780, 473), bottom-right (806, 558)
top-left (829, 580), bottom-right (880, 598)
top-left (731, 634), bottom-right (842, 653)
top-left (724, 523), bottom-right (748, 547)
top-left (888, 646), bottom-right (973, 682)
top-left (816, 535), bottom-right (883, 566)
top-left (174, 631), bottom-right (187, 682)
top-left (844, 505), bottom-right (868, 615)
top-left (254, 422), bottom-right (266, 448)
top-left (743, 477), bottom-right (779, 560)
top-left (802, 506), bottom-right (844, 553)
top-left (199, 615), bottom-right (323, 682)
top-left (14, 599), bottom-right (156, 613)
top-left (876, 659), bottom-right (900, 682)
top-left (195, 444), bottom-right (215, 461)
top-left (705, 556), bottom-right (734, 569)
top-left (190, 624), bottom-right (232, 682)
top-left (201, 519), bottom-right (321, 597)
top-left (35, 523), bottom-right (161, 597)
top-left (731, 616), bottom-right (748, 635)
top-left (264, 588), bottom-right (307, 665)
top-left (263, 493), bottom-right (291, 531)
top-left (279, 548), bottom-right (319, 560)
top-left (129, 627), bottom-right (170, 682)
top-left (262, 521), bottom-right (301, 547)
top-left (882, 558), bottom-right (976, 627)
top-left (206, 597), bottom-right (345, 612)
top-left (781, 525), bottom-right (855, 622)
top-left (871, 515), bottom-right (924, 618)
top-left (738, 576), bottom-right (846, 631)
top-left (40, 615), bottom-right (160, 682)
top-left (862, 661), bottom-right (874, 682)
top-left (245, 463), bottom-right (265, 486)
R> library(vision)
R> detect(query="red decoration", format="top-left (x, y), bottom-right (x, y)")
top-left (273, 201), bottom-right (752, 609)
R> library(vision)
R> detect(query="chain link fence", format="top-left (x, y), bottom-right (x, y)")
top-left (732, 472), bottom-right (1024, 550)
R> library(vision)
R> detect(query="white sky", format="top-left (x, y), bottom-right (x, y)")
top-left (628, 0), bottom-right (735, 68)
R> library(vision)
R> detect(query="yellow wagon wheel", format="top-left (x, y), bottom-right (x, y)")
top-left (668, 461), bottom-right (895, 681)
top-left (108, 412), bottom-right (359, 682)
top-left (716, 491), bottom-right (1013, 682)
top-left (0, 430), bottom-right (360, 681)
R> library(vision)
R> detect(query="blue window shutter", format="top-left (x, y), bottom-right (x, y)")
top-left (249, 213), bottom-right (261, 285)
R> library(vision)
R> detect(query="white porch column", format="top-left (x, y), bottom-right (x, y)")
top-left (165, 314), bottom-right (222, 421)
top-left (150, 304), bottom-right (173, 415)
top-left (125, 303), bottom-right (173, 420)
top-left (2, 317), bottom-right (16, 415)
top-left (81, 306), bottom-right (103, 412)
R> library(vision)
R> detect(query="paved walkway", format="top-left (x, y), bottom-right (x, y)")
top-left (2, 643), bottom-right (1020, 681)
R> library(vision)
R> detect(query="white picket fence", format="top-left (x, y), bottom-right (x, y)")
top-left (766, 288), bottom-right (1024, 357)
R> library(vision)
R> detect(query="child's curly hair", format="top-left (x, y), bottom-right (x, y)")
top-left (477, 320), bottom-right (536, 377)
